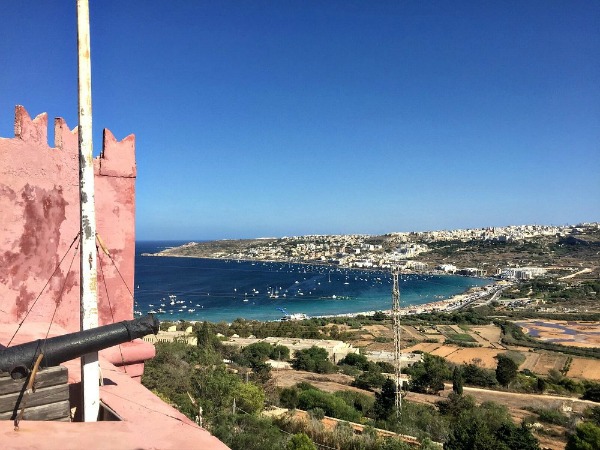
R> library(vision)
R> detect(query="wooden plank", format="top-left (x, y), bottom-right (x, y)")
top-left (0, 384), bottom-right (69, 414)
top-left (0, 400), bottom-right (70, 421)
top-left (0, 367), bottom-right (68, 395)
top-left (0, 366), bottom-right (68, 396)
top-left (0, 377), bottom-right (25, 396)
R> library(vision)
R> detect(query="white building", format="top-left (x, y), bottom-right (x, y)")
top-left (500, 267), bottom-right (546, 280)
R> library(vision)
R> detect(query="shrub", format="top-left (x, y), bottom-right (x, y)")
top-left (352, 370), bottom-right (387, 390)
top-left (292, 347), bottom-right (337, 374)
top-left (297, 388), bottom-right (361, 422)
top-left (334, 390), bottom-right (375, 415)
top-left (338, 352), bottom-right (370, 369)
top-left (280, 387), bottom-right (300, 409)
top-left (462, 363), bottom-right (498, 388)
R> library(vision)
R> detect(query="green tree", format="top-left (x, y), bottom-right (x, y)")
top-left (212, 413), bottom-right (284, 450)
top-left (270, 344), bottom-right (290, 361)
top-left (353, 369), bottom-right (387, 390)
top-left (334, 390), bottom-right (375, 416)
top-left (241, 342), bottom-right (273, 366)
top-left (374, 378), bottom-right (397, 420)
top-left (297, 388), bottom-right (361, 422)
top-left (496, 355), bottom-right (518, 388)
top-left (420, 438), bottom-right (442, 450)
top-left (292, 346), bottom-right (336, 374)
top-left (339, 352), bottom-right (370, 369)
top-left (373, 311), bottom-right (388, 321)
top-left (236, 382), bottom-right (265, 414)
top-left (380, 438), bottom-right (412, 450)
top-left (409, 354), bottom-right (450, 395)
top-left (566, 422), bottom-right (600, 450)
top-left (142, 341), bottom-right (196, 417)
top-left (250, 361), bottom-right (272, 384)
top-left (286, 433), bottom-right (317, 450)
top-left (584, 406), bottom-right (600, 426)
top-left (437, 393), bottom-right (476, 418)
top-left (496, 422), bottom-right (540, 450)
top-left (453, 366), bottom-right (464, 395)
top-left (462, 363), bottom-right (498, 387)
top-left (197, 321), bottom-right (213, 348)
top-left (536, 377), bottom-right (546, 393)
top-left (377, 361), bottom-right (396, 373)
top-left (444, 401), bottom-right (538, 450)
top-left (582, 383), bottom-right (600, 402)
top-left (192, 366), bottom-right (241, 417)
top-left (280, 386), bottom-right (300, 409)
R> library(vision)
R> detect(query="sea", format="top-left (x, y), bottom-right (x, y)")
top-left (133, 241), bottom-right (492, 323)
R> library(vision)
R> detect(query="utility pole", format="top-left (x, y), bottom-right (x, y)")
top-left (77, 0), bottom-right (100, 422)
top-left (392, 267), bottom-right (402, 418)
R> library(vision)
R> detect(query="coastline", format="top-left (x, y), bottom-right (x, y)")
top-left (137, 245), bottom-right (500, 323)
top-left (311, 280), bottom-right (506, 320)
top-left (160, 281), bottom-right (505, 324)
top-left (143, 251), bottom-right (480, 279)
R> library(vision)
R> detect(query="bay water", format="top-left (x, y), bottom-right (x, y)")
top-left (134, 241), bottom-right (490, 323)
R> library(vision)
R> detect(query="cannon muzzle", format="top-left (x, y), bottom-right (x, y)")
top-left (0, 314), bottom-right (159, 378)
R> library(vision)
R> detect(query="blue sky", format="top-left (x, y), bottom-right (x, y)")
top-left (1, 1), bottom-right (599, 240)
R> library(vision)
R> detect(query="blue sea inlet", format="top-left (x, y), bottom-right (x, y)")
top-left (133, 241), bottom-right (491, 323)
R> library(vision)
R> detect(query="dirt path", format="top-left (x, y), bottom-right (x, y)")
top-left (558, 267), bottom-right (592, 280)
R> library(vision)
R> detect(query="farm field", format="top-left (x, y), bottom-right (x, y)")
top-left (349, 322), bottom-right (600, 380)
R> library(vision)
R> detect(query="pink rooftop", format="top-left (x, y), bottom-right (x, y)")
top-left (0, 106), bottom-right (229, 449)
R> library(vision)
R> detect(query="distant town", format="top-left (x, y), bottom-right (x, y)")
top-left (153, 222), bottom-right (599, 282)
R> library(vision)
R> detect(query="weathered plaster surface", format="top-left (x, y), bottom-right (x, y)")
top-left (0, 106), bottom-right (136, 331)
top-left (0, 106), bottom-right (148, 374)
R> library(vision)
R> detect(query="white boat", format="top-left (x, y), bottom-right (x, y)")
top-left (281, 313), bottom-right (309, 321)
top-left (278, 307), bottom-right (308, 321)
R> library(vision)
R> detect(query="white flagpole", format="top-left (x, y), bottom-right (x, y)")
top-left (77, 0), bottom-right (100, 422)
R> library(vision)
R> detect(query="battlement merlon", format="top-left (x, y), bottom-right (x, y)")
top-left (4, 105), bottom-right (136, 179)
top-left (100, 128), bottom-right (136, 178)
top-left (14, 105), bottom-right (48, 145)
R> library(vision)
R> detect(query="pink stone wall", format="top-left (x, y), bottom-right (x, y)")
top-left (0, 106), bottom-right (137, 332)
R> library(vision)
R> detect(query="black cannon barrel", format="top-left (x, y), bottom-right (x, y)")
top-left (0, 314), bottom-right (159, 378)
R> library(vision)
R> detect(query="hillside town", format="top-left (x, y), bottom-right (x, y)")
top-left (157, 222), bottom-right (599, 281)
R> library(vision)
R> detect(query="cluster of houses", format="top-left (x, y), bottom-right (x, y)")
top-left (185, 223), bottom-right (598, 280)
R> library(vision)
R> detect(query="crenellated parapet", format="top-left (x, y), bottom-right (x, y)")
top-left (5, 105), bottom-right (137, 178)
top-left (0, 105), bottom-right (137, 335)
top-left (100, 128), bottom-right (136, 178)
top-left (54, 117), bottom-right (79, 153)
top-left (14, 105), bottom-right (49, 146)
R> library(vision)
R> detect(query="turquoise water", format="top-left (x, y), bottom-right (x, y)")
top-left (134, 241), bottom-right (491, 323)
